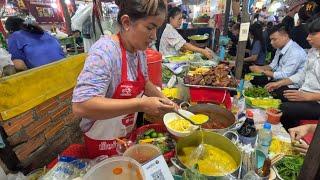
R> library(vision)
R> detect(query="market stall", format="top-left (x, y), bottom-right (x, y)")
top-left (1, 0), bottom-right (319, 179)
top-left (10, 47), bottom-right (309, 180)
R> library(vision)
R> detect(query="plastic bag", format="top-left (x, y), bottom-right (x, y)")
top-left (163, 62), bottom-right (189, 75)
top-left (40, 156), bottom-right (89, 180)
top-left (71, 4), bottom-right (93, 31)
top-left (7, 172), bottom-right (27, 180)
top-left (0, 48), bottom-right (13, 66)
top-left (0, 48), bottom-right (13, 75)
top-left (55, 29), bottom-right (68, 39)
top-left (0, 166), bottom-right (7, 180)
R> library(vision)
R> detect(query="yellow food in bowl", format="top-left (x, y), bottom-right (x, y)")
top-left (190, 114), bottom-right (209, 125)
top-left (179, 144), bottom-right (237, 176)
top-left (168, 118), bottom-right (191, 132)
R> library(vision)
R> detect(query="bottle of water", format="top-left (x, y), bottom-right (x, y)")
top-left (257, 122), bottom-right (272, 155)
top-left (219, 45), bottom-right (226, 60)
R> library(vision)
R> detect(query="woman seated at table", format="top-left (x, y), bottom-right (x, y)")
top-left (289, 123), bottom-right (318, 155)
top-left (159, 7), bottom-right (213, 59)
top-left (243, 22), bottom-right (266, 74)
top-left (5, 16), bottom-right (65, 71)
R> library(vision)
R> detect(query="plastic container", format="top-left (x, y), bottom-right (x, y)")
top-left (219, 45), bottom-right (226, 60)
top-left (129, 124), bottom-right (175, 162)
top-left (243, 170), bottom-right (269, 180)
top-left (123, 144), bottom-right (161, 164)
top-left (188, 87), bottom-right (232, 110)
top-left (257, 123), bottom-right (272, 156)
top-left (83, 156), bottom-right (145, 180)
top-left (145, 48), bottom-right (162, 87)
top-left (266, 108), bottom-right (282, 124)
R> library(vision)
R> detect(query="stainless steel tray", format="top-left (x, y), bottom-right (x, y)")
top-left (184, 83), bottom-right (237, 91)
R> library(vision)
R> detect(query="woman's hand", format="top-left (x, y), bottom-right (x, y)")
top-left (289, 124), bottom-right (315, 155)
top-left (283, 90), bottom-right (314, 101)
top-left (292, 140), bottom-right (309, 155)
top-left (139, 97), bottom-right (176, 116)
top-left (289, 124), bottom-right (314, 141)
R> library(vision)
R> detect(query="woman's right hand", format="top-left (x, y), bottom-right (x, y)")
top-left (139, 97), bottom-right (176, 116)
top-left (292, 140), bottom-right (309, 155)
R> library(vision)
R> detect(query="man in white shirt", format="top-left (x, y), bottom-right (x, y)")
top-left (249, 24), bottom-right (307, 88)
top-left (266, 17), bottom-right (320, 129)
top-left (250, 24), bottom-right (307, 82)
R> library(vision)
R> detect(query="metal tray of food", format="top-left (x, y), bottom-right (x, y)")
top-left (183, 83), bottom-right (237, 91)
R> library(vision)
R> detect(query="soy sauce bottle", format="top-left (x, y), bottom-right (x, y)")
top-left (237, 110), bottom-right (256, 137)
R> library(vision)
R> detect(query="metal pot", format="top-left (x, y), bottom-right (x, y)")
top-left (184, 103), bottom-right (240, 134)
top-left (171, 131), bottom-right (241, 179)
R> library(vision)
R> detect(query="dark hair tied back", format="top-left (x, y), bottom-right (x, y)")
top-left (167, 7), bottom-right (182, 22)
top-left (115, 0), bottom-right (166, 25)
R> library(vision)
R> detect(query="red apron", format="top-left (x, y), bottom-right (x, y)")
top-left (83, 34), bottom-right (146, 159)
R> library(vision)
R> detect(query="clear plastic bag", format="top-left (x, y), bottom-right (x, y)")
top-left (40, 156), bottom-right (89, 180)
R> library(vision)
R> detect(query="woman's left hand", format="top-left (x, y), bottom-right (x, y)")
top-left (283, 90), bottom-right (314, 101)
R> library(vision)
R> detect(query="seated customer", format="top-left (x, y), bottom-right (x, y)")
top-left (290, 6), bottom-right (312, 49)
top-left (265, 17), bottom-right (320, 129)
top-left (242, 22), bottom-right (266, 74)
top-left (159, 7), bottom-right (212, 59)
top-left (289, 123), bottom-right (318, 155)
top-left (244, 23), bottom-right (266, 65)
top-left (250, 24), bottom-right (307, 87)
top-left (5, 16), bottom-right (65, 71)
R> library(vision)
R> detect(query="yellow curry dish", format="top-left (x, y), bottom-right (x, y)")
top-left (168, 118), bottom-right (192, 132)
top-left (178, 144), bottom-right (237, 176)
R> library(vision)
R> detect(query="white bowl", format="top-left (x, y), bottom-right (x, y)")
top-left (163, 109), bottom-right (199, 137)
top-left (83, 156), bottom-right (145, 180)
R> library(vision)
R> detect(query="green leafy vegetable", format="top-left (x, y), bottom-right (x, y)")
top-left (244, 86), bottom-right (270, 98)
top-left (144, 128), bottom-right (155, 136)
top-left (275, 155), bottom-right (304, 180)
